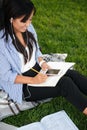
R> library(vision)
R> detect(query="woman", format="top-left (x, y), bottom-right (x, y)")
top-left (0, 0), bottom-right (87, 115)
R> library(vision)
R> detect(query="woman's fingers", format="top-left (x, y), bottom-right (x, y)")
top-left (33, 73), bottom-right (48, 84)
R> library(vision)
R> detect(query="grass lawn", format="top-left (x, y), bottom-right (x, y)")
top-left (2, 0), bottom-right (87, 130)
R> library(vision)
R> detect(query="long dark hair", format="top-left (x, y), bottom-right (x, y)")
top-left (0, 0), bottom-right (4, 30)
top-left (1, 0), bottom-right (37, 63)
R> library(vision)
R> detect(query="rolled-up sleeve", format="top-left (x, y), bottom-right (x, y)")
top-left (35, 45), bottom-right (43, 62)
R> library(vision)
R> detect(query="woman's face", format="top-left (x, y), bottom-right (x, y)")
top-left (12, 11), bottom-right (34, 33)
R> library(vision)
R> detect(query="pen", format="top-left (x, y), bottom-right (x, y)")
top-left (31, 68), bottom-right (40, 74)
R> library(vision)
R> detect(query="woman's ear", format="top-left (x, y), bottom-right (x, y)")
top-left (10, 18), bottom-right (13, 23)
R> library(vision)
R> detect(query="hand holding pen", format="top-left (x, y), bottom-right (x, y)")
top-left (30, 68), bottom-right (48, 84)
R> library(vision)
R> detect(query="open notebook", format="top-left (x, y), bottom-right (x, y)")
top-left (0, 110), bottom-right (79, 130)
top-left (28, 62), bottom-right (75, 87)
top-left (17, 110), bottom-right (78, 130)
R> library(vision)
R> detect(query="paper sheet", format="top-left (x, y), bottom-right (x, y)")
top-left (28, 62), bottom-right (75, 87)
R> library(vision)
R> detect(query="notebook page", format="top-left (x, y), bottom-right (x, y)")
top-left (41, 110), bottom-right (78, 130)
top-left (17, 122), bottom-right (44, 130)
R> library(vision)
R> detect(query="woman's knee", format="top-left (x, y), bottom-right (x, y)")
top-left (58, 76), bottom-right (74, 97)
top-left (58, 76), bottom-right (73, 88)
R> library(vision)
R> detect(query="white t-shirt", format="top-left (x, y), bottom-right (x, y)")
top-left (18, 44), bottom-right (36, 73)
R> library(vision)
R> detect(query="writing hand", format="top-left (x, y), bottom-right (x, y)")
top-left (32, 73), bottom-right (48, 84)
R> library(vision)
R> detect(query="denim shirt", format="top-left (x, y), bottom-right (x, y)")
top-left (0, 24), bottom-right (42, 103)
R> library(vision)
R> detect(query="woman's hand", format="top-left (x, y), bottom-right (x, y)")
top-left (32, 73), bottom-right (48, 84)
top-left (41, 61), bottom-right (50, 71)
top-left (38, 57), bottom-right (51, 71)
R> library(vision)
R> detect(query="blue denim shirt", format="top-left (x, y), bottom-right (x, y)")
top-left (0, 24), bottom-right (42, 103)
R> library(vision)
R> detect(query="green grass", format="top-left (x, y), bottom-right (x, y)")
top-left (2, 0), bottom-right (87, 130)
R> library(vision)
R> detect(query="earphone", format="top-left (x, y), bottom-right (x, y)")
top-left (10, 18), bottom-right (13, 23)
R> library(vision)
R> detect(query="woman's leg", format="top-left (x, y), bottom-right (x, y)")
top-left (58, 76), bottom-right (87, 115)
top-left (23, 84), bottom-right (61, 101)
top-left (65, 69), bottom-right (87, 95)
top-left (23, 75), bottom-right (87, 115)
